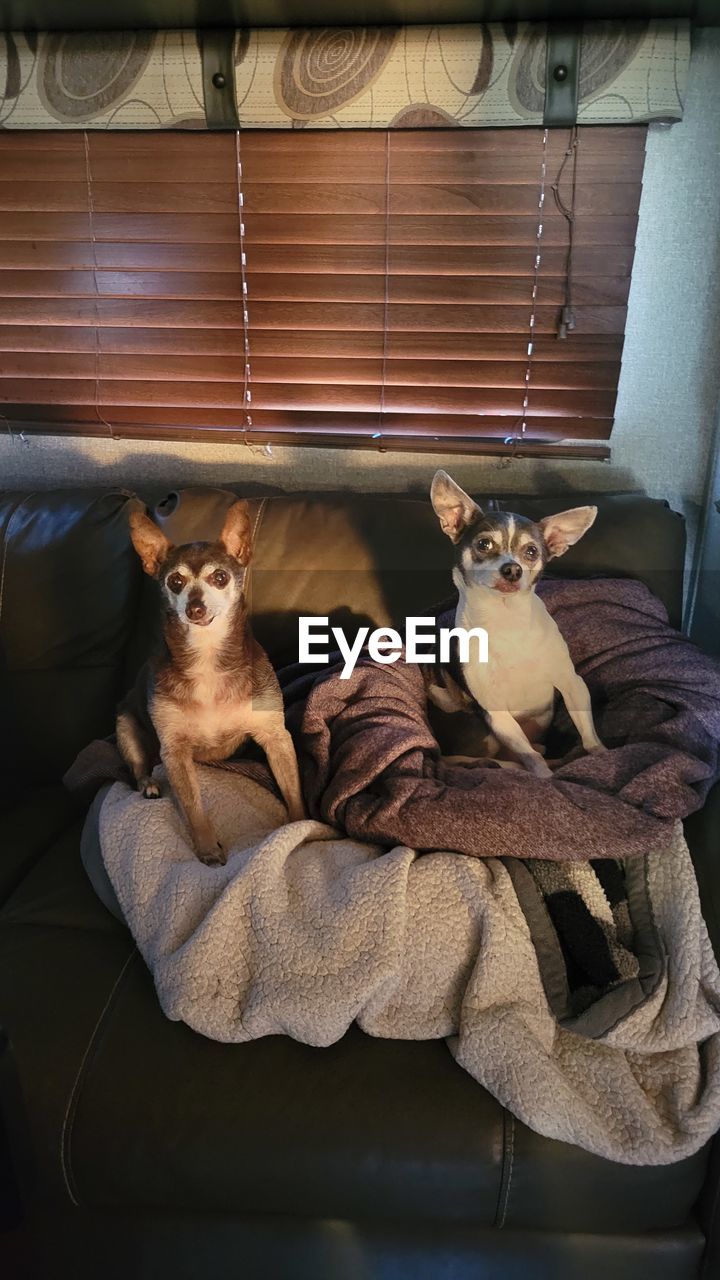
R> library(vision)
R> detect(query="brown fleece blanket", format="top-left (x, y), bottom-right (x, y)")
top-left (280, 578), bottom-right (720, 862)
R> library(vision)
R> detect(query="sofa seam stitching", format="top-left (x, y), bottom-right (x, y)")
top-left (493, 1108), bottom-right (508, 1227)
top-left (250, 497), bottom-right (267, 547)
top-left (493, 1108), bottom-right (509, 1228)
top-left (0, 490), bottom-right (127, 629)
top-left (497, 1113), bottom-right (515, 1229)
top-left (59, 946), bottom-right (137, 1207)
top-left (246, 497), bottom-right (267, 613)
top-left (0, 493), bottom-right (38, 625)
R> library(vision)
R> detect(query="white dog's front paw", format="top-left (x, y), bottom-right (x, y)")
top-left (525, 754), bottom-right (553, 779)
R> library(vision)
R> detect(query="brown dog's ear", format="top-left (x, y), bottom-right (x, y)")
top-left (539, 506), bottom-right (597, 559)
top-left (219, 500), bottom-right (252, 565)
top-left (431, 470), bottom-right (482, 544)
top-left (129, 511), bottom-right (172, 577)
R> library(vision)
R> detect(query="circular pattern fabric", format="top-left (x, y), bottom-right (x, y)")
top-left (275, 26), bottom-right (399, 119)
top-left (39, 30), bottom-right (154, 122)
top-left (390, 104), bottom-right (456, 128)
top-left (509, 19), bottom-right (649, 115)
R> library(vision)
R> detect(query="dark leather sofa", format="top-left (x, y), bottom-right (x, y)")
top-left (0, 484), bottom-right (718, 1280)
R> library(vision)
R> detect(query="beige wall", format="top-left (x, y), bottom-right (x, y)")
top-left (2, 30), bottom-right (719, 541)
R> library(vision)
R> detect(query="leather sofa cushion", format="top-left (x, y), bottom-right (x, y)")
top-left (0, 784), bottom-right (77, 905)
top-left (0, 490), bottom-right (142, 779)
top-left (491, 491), bottom-right (685, 628)
top-left (248, 490), bottom-right (685, 666)
top-left (0, 819), bottom-right (709, 1233)
top-left (0, 640), bottom-right (25, 813)
top-left (0, 485), bottom-right (686, 776)
top-left (16, 1212), bottom-right (709, 1280)
top-left (131, 488), bottom-right (685, 672)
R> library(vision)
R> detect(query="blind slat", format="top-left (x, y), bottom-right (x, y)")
top-left (2, 413), bottom-right (611, 460)
top-left (0, 352), bottom-right (620, 390)
top-left (240, 125), bottom-right (644, 156)
top-left (0, 211), bottom-right (639, 248)
top-left (0, 242), bottom-right (636, 276)
top-left (0, 270), bottom-right (631, 309)
top-left (0, 298), bottom-right (628, 333)
top-left (3, 403), bottom-right (612, 443)
top-left (242, 213), bottom-right (639, 247)
top-left (0, 377), bottom-right (618, 420)
top-left (237, 153), bottom-right (642, 185)
top-left (242, 185), bottom-right (641, 218)
top-left (0, 326), bottom-right (624, 362)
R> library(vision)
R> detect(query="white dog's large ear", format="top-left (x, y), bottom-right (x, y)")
top-left (431, 471), bottom-right (482, 544)
top-left (539, 506), bottom-right (597, 559)
top-left (219, 499), bottom-right (252, 565)
top-left (129, 510), bottom-right (173, 577)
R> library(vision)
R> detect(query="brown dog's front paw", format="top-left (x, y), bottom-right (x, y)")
top-left (196, 839), bottom-right (227, 867)
top-left (141, 779), bottom-right (161, 799)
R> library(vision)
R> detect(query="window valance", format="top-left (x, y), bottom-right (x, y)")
top-left (0, 21), bottom-right (688, 132)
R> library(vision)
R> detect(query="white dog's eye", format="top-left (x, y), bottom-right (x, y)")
top-left (211, 569), bottom-right (229, 588)
top-left (477, 537), bottom-right (494, 553)
top-left (525, 544), bottom-right (539, 561)
top-left (167, 573), bottom-right (185, 594)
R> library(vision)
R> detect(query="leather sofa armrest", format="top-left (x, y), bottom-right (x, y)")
top-left (684, 780), bottom-right (720, 968)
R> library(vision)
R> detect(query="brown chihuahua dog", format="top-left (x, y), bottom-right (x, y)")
top-left (117, 500), bottom-right (305, 866)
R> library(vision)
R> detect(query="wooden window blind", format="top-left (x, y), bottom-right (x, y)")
top-left (0, 126), bottom-right (645, 458)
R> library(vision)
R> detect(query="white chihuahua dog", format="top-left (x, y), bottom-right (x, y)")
top-left (429, 470), bottom-right (605, 779)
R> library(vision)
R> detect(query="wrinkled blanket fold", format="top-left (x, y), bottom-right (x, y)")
top-left (284, 578), bottom-right (720, 862)
top-left (96, 768), bottom-right (720, 1164)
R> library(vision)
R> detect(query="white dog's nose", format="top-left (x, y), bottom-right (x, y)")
top-left (500, 562), bottom-right (522, 583)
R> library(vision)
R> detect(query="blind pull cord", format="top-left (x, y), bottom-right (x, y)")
top-left (82, 131), bottom-right (114, 437)
top-left (234, 132), bottom-right (271, 456)
top-left (235, 130), bottom-right (253, 450)
top-left (552, 124), bottom-right (579, 339)
top-left (1, 420), bottom-right (25, 444)
top-left (503, 126), bottom-right (549, 462)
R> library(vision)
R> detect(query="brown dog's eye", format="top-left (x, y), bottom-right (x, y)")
top-left (211, 570), bottom-right (229, 588)
top-left (167, 574), bottom-right (185, 594)
top-left (525, 544), bottom-right (539, 561)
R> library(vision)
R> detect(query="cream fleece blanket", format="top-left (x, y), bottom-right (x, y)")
top-left (98, 766), bottom-right (720, 1165)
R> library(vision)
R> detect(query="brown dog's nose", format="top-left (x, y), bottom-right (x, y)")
top-left (500, 561), bottom-right (522, 583)
top-left (186, 599), bottom-right (207, 621)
